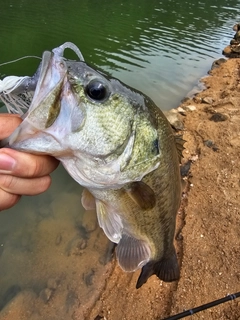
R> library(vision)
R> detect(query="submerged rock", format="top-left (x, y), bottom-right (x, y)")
top-left (40, 288), bottom-right (53, 303)
top-left (83, 269), bottom-right (95, 286)
top-left (81, 209), bottom-right (98, 233)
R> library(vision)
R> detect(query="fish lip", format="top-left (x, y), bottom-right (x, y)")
top-left (2, 52), bottom-right (68, 147)
top-left (8, 124), bottom-right (65, 156)
top-left (27, 49), bottom-right (67, 119)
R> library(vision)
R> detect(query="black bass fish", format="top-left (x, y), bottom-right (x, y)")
top-left (0, 43), bottom-right (184, 288)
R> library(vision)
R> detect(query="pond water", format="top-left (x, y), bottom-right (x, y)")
top-left (0, 0), bottom-right (240, 318)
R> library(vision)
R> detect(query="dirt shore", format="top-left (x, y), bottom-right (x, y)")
top-left (86, 58), bottom-right (240, 320)
top-left (0, 59), bottom-right (239, 320)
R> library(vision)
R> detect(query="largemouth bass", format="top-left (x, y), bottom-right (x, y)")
top-left (0, 43), bottom-right (184, 288)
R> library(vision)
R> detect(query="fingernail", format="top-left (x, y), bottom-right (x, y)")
top-left (0, 153), bottom-right (17, 173)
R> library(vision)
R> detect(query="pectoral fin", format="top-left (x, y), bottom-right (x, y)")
top-left (81, 188), bottom-right (96, 210)
top-left (136, 249), bottom-right (180, 289)
top-left (116, 233), bottom-right (151, 272)
top-left (96, 200), bottom-right (123, 244)
top-left (125, 181), bottom-right (156, 210)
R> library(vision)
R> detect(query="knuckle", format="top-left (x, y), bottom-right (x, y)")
top-left (0, 175), bottom-right (17, 191)
top-left (28, 158), bottom-right (44, 177)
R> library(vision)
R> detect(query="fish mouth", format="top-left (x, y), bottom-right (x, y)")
top-left (27, 49), bottom-right (67, 124)
top-left (2, 44), bottom-right (87, 156)
top-left (1, 47), bottom-right (70, 152)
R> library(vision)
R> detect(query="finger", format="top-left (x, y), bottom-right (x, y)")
top-left (0, 189), bottom-right (20, 211)
top-left (0, 148), bottom-right (59, 178)
top-left (0, 174), bottom-right (52, 196)
top-left (0, 114), bottom-right (22, 139)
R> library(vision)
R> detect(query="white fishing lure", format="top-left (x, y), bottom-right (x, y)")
top-left (0, 42), bottom-right (84, 115)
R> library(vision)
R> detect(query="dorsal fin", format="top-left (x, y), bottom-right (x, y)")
top-left (174, 134), bottom-right (185, 162)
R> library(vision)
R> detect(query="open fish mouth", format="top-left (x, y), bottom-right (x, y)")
top-left (0, 43), bottom-right (86, 150)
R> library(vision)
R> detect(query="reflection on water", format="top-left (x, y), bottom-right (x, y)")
top-left (0, 0), bottom-right (240, 318)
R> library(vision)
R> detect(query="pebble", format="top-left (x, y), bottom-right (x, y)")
top-left (209, 113), bottom-right (228, 122)
top-left (211, 58), bottom-right (226, 70)
top-left (177, 106), bottom-right (186, 114)
top-left (83, 269), bottom-right (95, 286)
top-left (180, 161), bottom-right (191, 177)
top-left (193, 96), bottom-right (202, 104)
top-left (164, 110), bottom-right (184, 130)
top-left (94, 316), bottom-right (104, 320)
top-left (39, 288), bottom-right (53, 303)
top-left (181, 97), bottom-right (190, 104)
top-left (190, 155), bottom-right (198, 162)
top-left (202, 97), bottom-right (214, 105)
top-left (222, 45), bottom-right (232, 56)
top-left (231, 44), bottom-right (240, 53)
top-left (184, 105), bottom-right (196, 111)
top-left (55, 233), bottom-right (62, 246)
top-left (204, 140), bottom-right (219, 151)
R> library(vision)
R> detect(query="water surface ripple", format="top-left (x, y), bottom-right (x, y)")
top-left (0, 0), bottom-right (240, 109)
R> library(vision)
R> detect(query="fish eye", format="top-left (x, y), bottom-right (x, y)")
top-left (85, 80), bottom-right (109, 102)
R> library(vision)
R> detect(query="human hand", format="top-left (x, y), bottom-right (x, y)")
top-left (0, 114), bottom-right (59, 211)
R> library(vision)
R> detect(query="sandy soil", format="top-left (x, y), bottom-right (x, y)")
top-left (0, 58), bottom-right (239, 320)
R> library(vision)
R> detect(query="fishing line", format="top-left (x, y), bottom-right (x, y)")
top-left (162, 291), bottom-right (240, 320)
top-left (0, 55), bottom-right (41, 67)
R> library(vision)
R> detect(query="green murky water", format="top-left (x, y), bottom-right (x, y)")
top-left (0, 0), bottom-right (240, 109)
top-left (0, 0), bottom-right (239, 318)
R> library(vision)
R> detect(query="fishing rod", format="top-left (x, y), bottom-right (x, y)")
top-left (162, 291), bottom-right (240, 320)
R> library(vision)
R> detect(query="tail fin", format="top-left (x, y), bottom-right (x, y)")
top-left (136, 250), bottom-right (180, 289)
